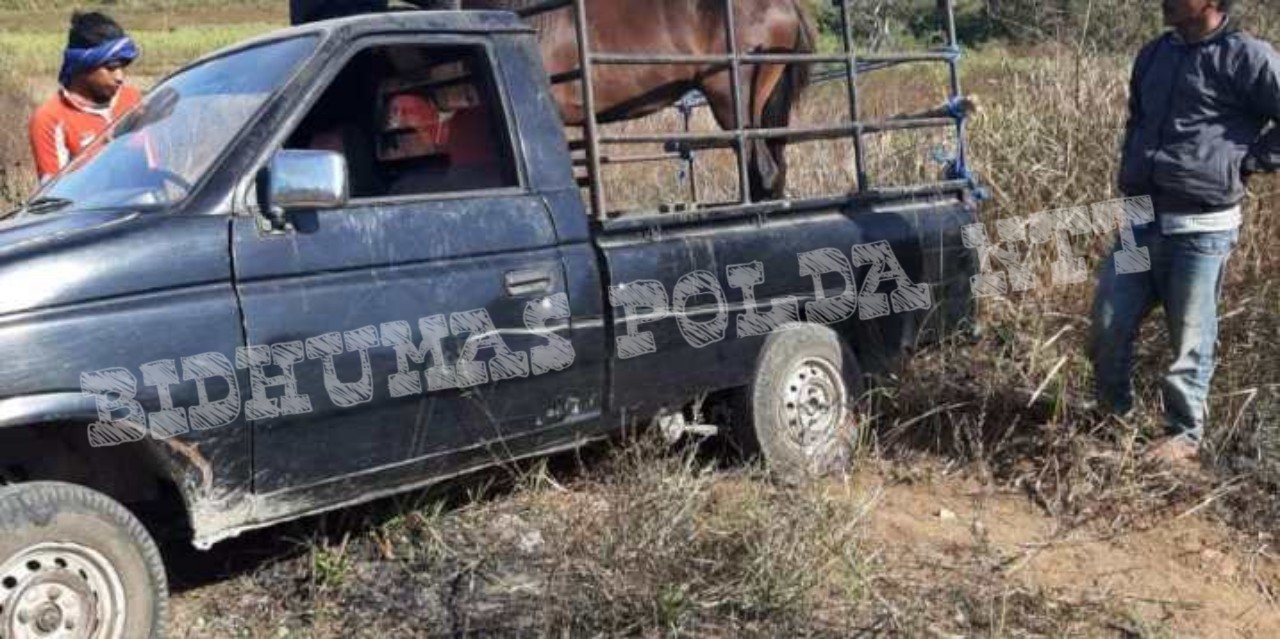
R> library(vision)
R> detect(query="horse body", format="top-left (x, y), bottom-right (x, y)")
top-left (465, 0), bottom-right (815, 200)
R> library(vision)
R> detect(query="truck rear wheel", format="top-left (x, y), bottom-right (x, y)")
top-left (0, 482), bottom-right (167, 639)
top-left (743, 325), bottom-right (863, 481)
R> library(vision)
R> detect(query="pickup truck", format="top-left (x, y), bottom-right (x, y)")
top-left (0, 10), bottom-right (978, 638)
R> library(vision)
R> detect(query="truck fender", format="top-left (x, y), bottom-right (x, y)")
top-left (0, 392), bottom-right (212, 528)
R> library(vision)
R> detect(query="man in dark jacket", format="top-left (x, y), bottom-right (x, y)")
top-left (1090, 0), bottom-right (1278, 462)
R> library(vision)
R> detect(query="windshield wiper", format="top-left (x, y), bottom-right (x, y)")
top-left (22, 196), bottom-right (74, 215)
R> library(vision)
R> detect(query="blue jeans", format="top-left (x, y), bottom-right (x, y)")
top-left (1088, 224), bottom-right (1239, 443)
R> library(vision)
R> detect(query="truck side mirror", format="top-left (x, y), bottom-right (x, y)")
top-left (256, 150), bottom-right (349, 231)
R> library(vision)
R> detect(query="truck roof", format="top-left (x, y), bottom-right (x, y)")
top-left (185, 10), bottom-right (533, 71)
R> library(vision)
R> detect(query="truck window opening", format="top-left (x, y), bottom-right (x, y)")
top-left (284, 43), bottom-right (518, 200)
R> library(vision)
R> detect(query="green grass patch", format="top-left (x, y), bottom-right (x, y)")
top-left (0, 22), bottom-right (279, 77)
top-left (0, 1), bottom-right (283, 32)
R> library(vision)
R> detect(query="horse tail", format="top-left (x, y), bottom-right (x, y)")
top-left (746, 0), bottom-right (815, 199)
top-left (763, 0), bottom-right (815, 129)
top-left (785, 0), bottom-right (816, 101)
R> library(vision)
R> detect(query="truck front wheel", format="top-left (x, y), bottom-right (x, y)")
top-left (0, 482), bottom-right (167, 639)
top-left (744, 325), bottom-right (863, 481)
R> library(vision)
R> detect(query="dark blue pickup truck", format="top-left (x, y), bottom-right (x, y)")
top-left (0, 10), bottom-right (977, 637)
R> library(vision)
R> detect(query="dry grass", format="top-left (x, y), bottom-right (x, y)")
top-left (174, 438), bottom-right (876, 637)
top-left (173, 436), bottom-right (1158, 637)
top-left (0, 59), bottom-right (30, 207)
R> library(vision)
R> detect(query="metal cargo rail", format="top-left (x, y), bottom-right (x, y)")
top-left (512, 0), bottom-right (976, 222)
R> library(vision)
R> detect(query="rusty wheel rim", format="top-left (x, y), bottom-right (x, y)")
top-left (1, 542), bottom-right (126, 639)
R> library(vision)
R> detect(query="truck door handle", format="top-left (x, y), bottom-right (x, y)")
top-left (504, 267), bottom-right (555, 297)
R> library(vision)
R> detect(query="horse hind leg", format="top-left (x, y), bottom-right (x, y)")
top-left (748, 61), bottom-right (789, 201)
top-left (700, 70), bottom-right (783, 202)
top-left (749, 6), bottom-right (817, 201)
top-left (701, 60), bottom-right (788, 203)
top-left (701, 77), bottom-right (750, 202)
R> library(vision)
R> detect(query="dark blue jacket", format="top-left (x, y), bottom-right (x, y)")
top-left (1119, 22), bottom-right (1280, 213)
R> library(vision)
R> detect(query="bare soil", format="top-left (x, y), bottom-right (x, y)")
top-left (859, 467), bottom-right (1280, 638)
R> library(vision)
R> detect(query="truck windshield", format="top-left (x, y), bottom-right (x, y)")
top-left (31, 36), bottom-right (317, 212)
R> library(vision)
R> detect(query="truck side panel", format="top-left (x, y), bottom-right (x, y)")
top-left (598, 197), bottom-right (978, 419)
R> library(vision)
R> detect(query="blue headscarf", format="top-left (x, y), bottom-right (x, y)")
top-left (58, 36), bottom-right (139, 87)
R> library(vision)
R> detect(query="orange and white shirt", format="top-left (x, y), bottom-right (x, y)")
top-left (28, 86), bottom-right (142, 182)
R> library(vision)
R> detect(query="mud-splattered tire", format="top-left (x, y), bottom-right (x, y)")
top-left (742, 324), bottom-right (863, 482)
top-left (0, 482), bottom-right (167, 639)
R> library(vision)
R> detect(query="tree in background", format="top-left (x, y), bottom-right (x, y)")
top-left (805, 0), bottom-right (1278, 52)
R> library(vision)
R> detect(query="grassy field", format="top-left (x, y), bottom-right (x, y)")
top-left (0, 24), bottom-right (279, 76)
top-left (2, 4), bottom-right (1279, 637)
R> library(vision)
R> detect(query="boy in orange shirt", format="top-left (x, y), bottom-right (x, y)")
top-left (28, 11), bottom-right (141, 183)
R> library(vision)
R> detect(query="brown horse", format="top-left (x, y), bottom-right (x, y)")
top-left (461, 0), bottom-right (816, 201)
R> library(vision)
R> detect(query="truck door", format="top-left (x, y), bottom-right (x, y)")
top-left (230, 40), bottom-right (587, 498)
